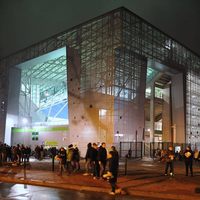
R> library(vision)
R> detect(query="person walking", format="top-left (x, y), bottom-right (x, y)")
top-left (164, 146), bottom-right (175, 176)
top-left (104, 146), bottom-right (121, 195)
top-left (83, 143), bottom-right (93, 176)
top-left (184, 146), bottom-right (193, 176)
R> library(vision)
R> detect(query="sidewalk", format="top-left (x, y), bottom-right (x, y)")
top-left (0, 158), bottom-right (200, 200)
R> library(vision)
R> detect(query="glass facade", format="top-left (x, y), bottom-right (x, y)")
top-left (0, 7), bottom-right (200, 146)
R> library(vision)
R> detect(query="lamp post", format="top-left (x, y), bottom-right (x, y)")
top-left (135, 130), bottom-right (138, 158)
top-left (189, 132), bottom-right (192, 145)
top-left (194, 131), bottom-right (199, 149)
top-left (171, 124), bottom-right (176, 145)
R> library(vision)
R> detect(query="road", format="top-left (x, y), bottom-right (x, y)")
top-left (0, 182), bottom-right (170, 200)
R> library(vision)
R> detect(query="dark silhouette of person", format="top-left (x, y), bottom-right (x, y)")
top-left (184, 146), bottom-right (193, 176)
top-left (164, 146), bottom-right (175, 176)
top-left (105, 146), bottom-right (121, 195)
top-left (91, 143), bottom-right (99, 179)
top-left (98, 142), bottom-right (107, 177)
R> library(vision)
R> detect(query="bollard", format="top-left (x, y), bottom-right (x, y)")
top-left (52, 155), bottom-right (55, 172)
top-left (24, 156), bottom-right (26, 169)
top-left (23, 155), bottom-right (27, 184)
top-left (51, 147), bottom-right (57, 172)
top-left (125, 158), bottom-right (127, 175)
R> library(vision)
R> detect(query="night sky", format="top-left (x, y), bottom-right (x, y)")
top-left (0, 0), bottom-right (200, 59)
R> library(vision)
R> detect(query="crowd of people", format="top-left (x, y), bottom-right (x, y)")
top-left (0, 141), bottom-right (120, 195)
top-left (155, 146), bottom-right (200, 163)
top-left (0, 142), bottom-right (55, 165)
top-left (1, 140), bottom-right (200, 195)
top-left (55, 144), bottom-right (81, 175)
top-left (55, 142), bottom-right (121, 195)
top-left (0, 143), bottom-right (31, 165)
top-left (156, 145), bottom-right (196, 177)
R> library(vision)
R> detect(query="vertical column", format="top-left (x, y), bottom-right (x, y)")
top-left (162, 86), bottom-right (171, 142)
top-left (150, 83), bottom-right (155, 142)
top-left (171, 73), bottom-right (185, 143)
top-left (0, 60), bottom-right (8, 142)
top-left (5, 67), bottom-right (21, 145)
top-left (67, 47), bottom-right (81, 146)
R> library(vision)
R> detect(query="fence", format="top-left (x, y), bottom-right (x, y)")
top-left (119, 142), bottom-right (143, 159)
top-left (119, 141), bottom-right (197, 159)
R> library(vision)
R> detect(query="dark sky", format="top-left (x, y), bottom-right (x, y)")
top-left (0, 0), bottom-right (200, 59)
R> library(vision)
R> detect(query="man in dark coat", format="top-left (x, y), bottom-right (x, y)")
top-left (98, 142), bottom-right (107, 177)
top-left (184, 146), bottom-right (193, 176)
top-left (164, 146), bottom-right (175, 176)
top-left (91, 143), bottom-right (99, 179)
top-left (106, 146), bottom-right (120, 195)
top-left (83, 143), bottom-right (92, 176)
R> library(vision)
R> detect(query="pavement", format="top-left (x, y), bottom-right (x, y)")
top-left (0, 157), bottom-right (200, 200)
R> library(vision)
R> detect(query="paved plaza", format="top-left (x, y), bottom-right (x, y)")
top-left (0, 158), bottom-right (200, 199)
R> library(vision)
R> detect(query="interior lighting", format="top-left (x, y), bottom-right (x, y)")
top-left (114, 134), bottom-right (124, 137)
top-left (22, 118), bottom-right (28, 124)
top-left (165, 40), bottom-right (171, 50)
top-left (99, 109), bottom-right (107, 116)
top-left (44, 91), bottom-right (49, 97)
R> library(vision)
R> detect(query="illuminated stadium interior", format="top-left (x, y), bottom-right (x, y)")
top-left (17, 47), bottom-right (68, 126)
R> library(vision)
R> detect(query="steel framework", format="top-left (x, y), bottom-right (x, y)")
top-left (0, 7), bottom-right (200, 144)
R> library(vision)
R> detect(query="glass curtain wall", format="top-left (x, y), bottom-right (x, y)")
top-left (121, 9), bottom-right (200, 144)
top-left (0, 7), bottom-right (200, 145)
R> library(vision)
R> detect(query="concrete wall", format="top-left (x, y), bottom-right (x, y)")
top-left (171, 73), bottom-right (185, 143)
top-left (5, 67), bottom-right (21, 144)
top-left (67, 47), bottom-right (147, 156)
top-left (162, 86), bottom-right (171, 142)
top-left (114, 99), bottom-right (145, 143)
top-left (67, 46), bottom-right (115, 154)
top-left (11, 126), bottom-right (69, 149)
top-left (67, 48), bottom-right (114, 156)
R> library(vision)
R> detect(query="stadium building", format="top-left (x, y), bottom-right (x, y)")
top-left (0, 7), bottom-right (200, 155)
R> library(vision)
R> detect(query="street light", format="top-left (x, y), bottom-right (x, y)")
top-left (171, 124), bottom-right (176, 144)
